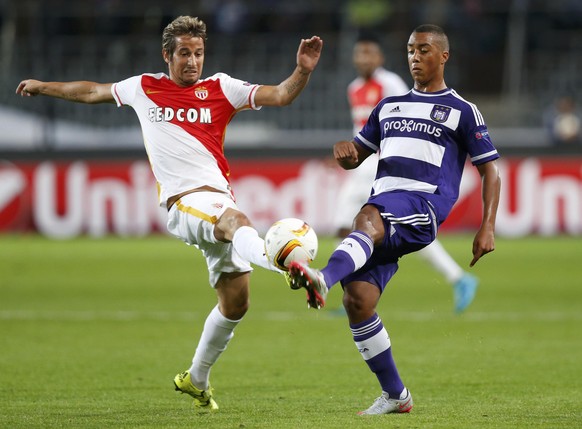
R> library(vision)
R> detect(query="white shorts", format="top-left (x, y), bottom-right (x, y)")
top-left (166, 192), bottom-right (253, 287)
top-left (332, 154), bottom-right (379, 230)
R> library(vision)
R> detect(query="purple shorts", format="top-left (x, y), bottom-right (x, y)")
top-left (341, 191), bottom-right (438, 292)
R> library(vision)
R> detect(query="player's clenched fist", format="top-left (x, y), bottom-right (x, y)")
top-left (334, 140), bottom-right (360, 169)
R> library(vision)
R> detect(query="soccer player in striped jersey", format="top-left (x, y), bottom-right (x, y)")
top-left (17, 16), bottom-right (323, 411)
top-left (334, 33), bottom-right (481, 314)
top-left (288, 24), bottom-right (501, 415)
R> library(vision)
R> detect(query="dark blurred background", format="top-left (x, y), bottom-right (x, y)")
top-left (1, 0), bottom-right (581, 153)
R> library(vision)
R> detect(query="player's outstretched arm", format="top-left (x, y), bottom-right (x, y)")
top-left (16, 79), bottom-right (115, 104)
top-left (255, 36), bottom-right (323, 107)
top-left (470, 160), bottom-right (501, 267)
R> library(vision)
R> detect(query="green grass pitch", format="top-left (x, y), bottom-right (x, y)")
top-left (0, 234), bottom-right (580, 428)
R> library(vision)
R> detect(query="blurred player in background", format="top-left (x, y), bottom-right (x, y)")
top-left (17, 15), bottom-right (322, 411)
top-left (289, 25), bottom-right (501, 415)
top-left (543, 95), bottom-right (582, 145)
top-left (334, 33), bottom-right (479, 314)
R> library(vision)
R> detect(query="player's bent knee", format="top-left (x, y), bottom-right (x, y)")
top-left (353, 206), bottom-right (384, 243)
top-left (215, 209), bottom-right (252, 241)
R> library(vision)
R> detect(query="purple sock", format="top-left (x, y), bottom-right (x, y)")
top-left (320, 230), bottom-right (373, 287)
top-left (351, 313), bottom-right (404, 398)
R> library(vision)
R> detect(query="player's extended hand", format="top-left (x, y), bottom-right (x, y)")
top-left (470, 226), bottom-right (495, 267)
top-left (333, 140), bottom-right (359, 170)
top-left (16, 79), bottom-right (42, 97)
top-left (296, 36), bottom-right (323, 73)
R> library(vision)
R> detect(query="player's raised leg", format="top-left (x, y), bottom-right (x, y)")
top-left (208, 206), bottom-right (280, 273)
top-left (288, 229), bottom-right (375, 309)
top-left (232, 225), bottom-right (281, 272)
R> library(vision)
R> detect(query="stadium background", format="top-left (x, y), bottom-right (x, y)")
top-left (1, 0), bottom-right (581, 237)
top-left (1, 4), bottom-right (581, 428)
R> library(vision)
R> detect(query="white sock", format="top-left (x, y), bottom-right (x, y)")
top-left (189, 305), bottom-right (241, 389)
top-left (232, 225), bottom-right (281, 272)
top-left (417, 240), bottom-right (464, 284)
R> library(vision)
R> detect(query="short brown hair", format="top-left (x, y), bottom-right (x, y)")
top-left (162, 16), bottom-right (207, 56)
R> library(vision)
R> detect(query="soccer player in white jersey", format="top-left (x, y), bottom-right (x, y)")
top-left (335, 33), bottom-right (480, 314)
top-left (288, 25), bottom-right (501, 415)
top-left (16, 16), bottom-right (322, 411)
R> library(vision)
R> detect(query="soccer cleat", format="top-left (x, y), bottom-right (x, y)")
top-left (453, 273), bottom-right (479, 314)
top-left (358, 389), bottom-right (413, 415)
top-left (174, 371), bottom-right (219, 411)
top-left (283, 271), bottom-right (298, 290)
top-left (288, 261), bottom-right (328, 309)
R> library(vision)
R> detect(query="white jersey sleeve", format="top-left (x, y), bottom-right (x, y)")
top-left (111, 73), bottom-right (157, 107)
top-left (213, 72), bottom-right (262, 111)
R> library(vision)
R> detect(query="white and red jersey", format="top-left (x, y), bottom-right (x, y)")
top-left (348, 67), bottom-right (409, 135)
top-left (112, 72), bottom-right (260, 207)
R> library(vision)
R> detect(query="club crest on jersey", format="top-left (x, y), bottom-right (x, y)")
top-left (430, 105), bottom-right (451, 123)
top-left (194, 87), bottom-right (208, 100)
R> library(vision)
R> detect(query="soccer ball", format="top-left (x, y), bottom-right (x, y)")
top-left (264, 218), bottom-right (318, 271)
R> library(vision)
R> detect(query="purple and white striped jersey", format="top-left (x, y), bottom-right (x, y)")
top-left (354, 87), bottom-right (499, 222)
